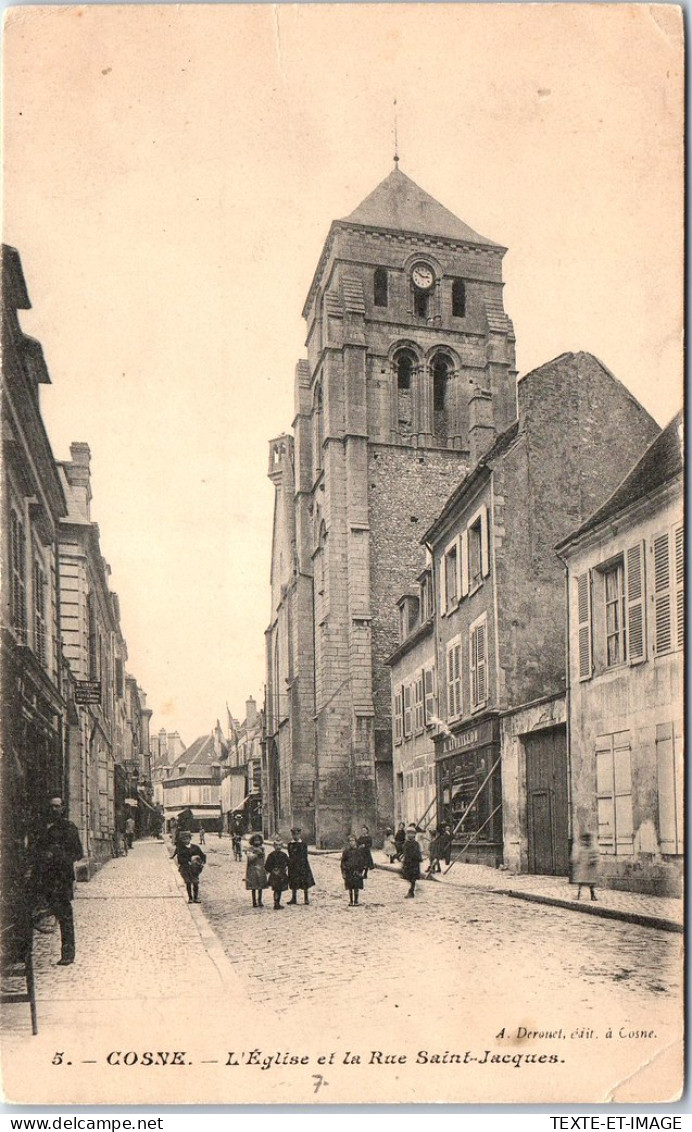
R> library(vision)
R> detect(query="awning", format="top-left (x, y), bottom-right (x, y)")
top-left (230, 793), bottom-right (261, 813)
top-left (136, 790), bottom-right (160, 813)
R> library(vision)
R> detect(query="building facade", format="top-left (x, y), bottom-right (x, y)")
top-left (266, 166), bottom-right (517, 846)
top-left (57, 444), bottom-right (142, 869)
top-left (557, 413), bottom-right (683, 895)
top-left (422, 352), bottom-right (659, 871)
top-left (1, 244), bottom-right (68, 902)
top-left (151, 728), bottom-right (186, 807)
top-left (386, 569), bottom-right (438, 829)
top-left (223, 697), bottom-right (263, 832)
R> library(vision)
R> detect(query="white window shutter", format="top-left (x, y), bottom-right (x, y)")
top-left (455, 642), bottom-right (462, 718)
top-left (446, 646), bottom-right (454, 716)
top-left (460, 529), bottom-right (469, 598)
top-left (625, 541), bottom-right (646, 664)
top-left (439, 554), bottom-right (447, 617)
top-left (477, 620), bottom-right (487, 704)
top-left (480, 505), bottom-right (490, 577)
top-left (653, 533), bottom-right (672, 653)
top-left (675, 525), bottom-right (684, 650)
top-left (469, 630), bottom-right (477, 708)
top-left (577, 571), bottom-right (592, 680)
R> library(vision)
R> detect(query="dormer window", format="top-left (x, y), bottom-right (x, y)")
top-left (374, 267), bottom-right (388, 307)
top-left (452, 279), bottom-right (466, 317)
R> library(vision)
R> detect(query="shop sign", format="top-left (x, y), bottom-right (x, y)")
top-left (438, 717), bottom-right (498, 757)
top-left (74, 680), bottom-right (102, 705)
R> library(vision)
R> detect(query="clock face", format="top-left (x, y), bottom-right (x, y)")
top-left (412, 263), bottom-right (435, 291)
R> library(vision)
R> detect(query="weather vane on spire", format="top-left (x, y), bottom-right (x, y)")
top-left (393, 98), bottom-right (399, 166)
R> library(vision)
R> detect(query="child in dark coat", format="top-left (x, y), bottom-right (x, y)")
top-left (357, 825), bottom-right (375, 878)
top-left (264, 839), bottom-right (290, 910)
top-left (341, 835), bottom-right (367, 906)
top-left (172, 830), bottom-right (206, 903)
top-left (401, 825), bottom-right (423, 898)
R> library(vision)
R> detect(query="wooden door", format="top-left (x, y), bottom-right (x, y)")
top-left (525, 726), bottom-right (569, 876)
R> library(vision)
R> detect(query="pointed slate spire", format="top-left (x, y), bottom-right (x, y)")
top-left (341, 167), bottom-right (498, 246)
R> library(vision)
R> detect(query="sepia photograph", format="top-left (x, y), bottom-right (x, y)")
top-left (0, 2), bottom-right (684, 1107)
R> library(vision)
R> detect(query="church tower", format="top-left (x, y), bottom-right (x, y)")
top-left (266, 166), bottom-right (516, 846)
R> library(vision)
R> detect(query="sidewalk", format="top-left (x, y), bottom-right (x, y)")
top-left (2, 838), bottom-right (251, 1043)
top-left (370, 854), bottom-right (683, 932)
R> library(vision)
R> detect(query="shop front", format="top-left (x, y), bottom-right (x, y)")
top-left (435, 716), bottom-right (503, 868)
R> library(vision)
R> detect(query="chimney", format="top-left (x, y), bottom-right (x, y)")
top-left (245, 696), bottom-right (258, 728)
top-left (468, 387), bottom-right (496, 467)
top-left (65, 442), bottom-right (92, 519)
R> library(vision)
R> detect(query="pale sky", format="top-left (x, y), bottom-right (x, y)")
top-left (3, 3), bottom-right (683, 744)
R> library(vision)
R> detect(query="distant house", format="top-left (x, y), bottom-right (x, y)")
top-left (557, 413), bottom-right (683, 895)
top-left (221, 698), bottom-right (263, 833)
top-left (161, 732), bottom-right (225, 833)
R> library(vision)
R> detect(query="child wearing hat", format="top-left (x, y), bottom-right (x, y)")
top-left (245, 833), bottom-right (268, 908)
top-left (341, 835), bottom-right (367, 906)
top-left (400, 824), bottom-right (423, 898)
top-left (287, 827), bottom-right (315, 905)
top-left (264, 838), bottom-right (290, 910)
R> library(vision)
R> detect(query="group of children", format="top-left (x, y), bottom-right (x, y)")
top-left (341, 823), bottom-right (429, 903)
top-left (242, 827), bottom-right (316, 910)
top-left (172, 823), bottom-right (600, 909)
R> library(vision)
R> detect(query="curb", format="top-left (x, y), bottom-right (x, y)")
top-left (370, 861), bottom-right (683, 934)
top-left (166, 843), bottom-right (255, 999)
top-left (498, 889), bottom-right (684, 934)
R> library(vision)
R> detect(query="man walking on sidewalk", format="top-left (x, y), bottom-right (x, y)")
top-left (32, 797), bottom-right (84, 966)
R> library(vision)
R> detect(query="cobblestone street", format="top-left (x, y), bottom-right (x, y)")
top-left (201, 839), bottom-right (682, 1030)
top-left (1, 837), bottom-right (683, 1105)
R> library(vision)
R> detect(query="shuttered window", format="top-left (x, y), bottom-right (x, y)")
top-left (469, 615), bottom-right (488, 710)
top-left (596, 732), bottom-right (633, 856)
top-left (576, 572), bottom-right (592, 680)
top-left (653, 532), bottom-right (672, 653)
top-left (445, 541), bottom-right (459, 608)
top-left (33, 559), bottom-right (47, 668)
top-left (653, 525), bottom-right (683, 654)
top-left (625, 542), bottom-right (646, 663)
top-left (424, 666), bottom-right (436, 724)
top-left (675, 525), bottom-right (684, 650)
top-left (414, 673), bottom-right (425, 732)
top-left (10, 511), bottom-right (27, 643)
top-left (446, 638), bottom-right (462, 720)
top-left (393, 689), bottom-right (403, 743)
top-left (460, 529), bottom-right (469, 598)
top-left (656, 721), bottom-right (683, 855)
top-left (403, 684), bottom-right (413, 737)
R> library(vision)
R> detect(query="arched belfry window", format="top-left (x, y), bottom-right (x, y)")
top-left (452, 279), bottom-right (466, 318)
top-left (431, 353), bottom-right (454, 443)
top-left (374, 267), bottom-right (388, 308)
top-left (313, 383), bottom-right (324, 477)
top-left (394, 349), bottom-right (416, 436)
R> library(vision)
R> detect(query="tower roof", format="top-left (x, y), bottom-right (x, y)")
top-left (341, 167), bottom-right (498, 247)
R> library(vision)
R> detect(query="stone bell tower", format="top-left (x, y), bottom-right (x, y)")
top-left (266, 165), bottom-right (516, 845)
